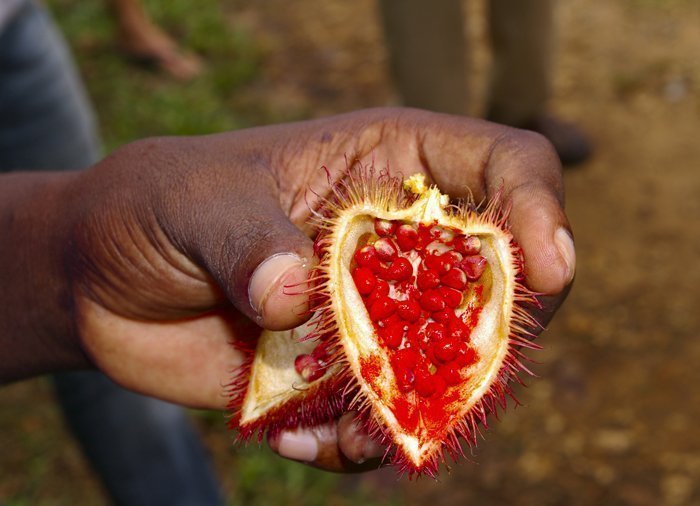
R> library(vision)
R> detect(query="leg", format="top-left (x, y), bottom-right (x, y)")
top-left (486, 0), bottom-right (591, 165)
top-left (0, 5), bottom-right (223, 505)
top-left (378, 0), bottom-right (469, 115)
top-left (109, 0), bottom-right (203, 81)
top-left (0, 2), bottom-right (100, 171)
top-left (53, 372), bottom-right (223, 506)
top-left (487, 0), bottom-right (554, 126)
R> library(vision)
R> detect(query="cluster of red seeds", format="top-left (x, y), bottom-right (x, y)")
top-left (351, 218), bottom-right (488, 398)
top-left (293, 340), bottom-right (332, 383)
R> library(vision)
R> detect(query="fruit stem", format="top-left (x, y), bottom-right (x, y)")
top-left (404, 174), bottom-right (449, 223)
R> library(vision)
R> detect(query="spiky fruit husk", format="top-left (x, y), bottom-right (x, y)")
top-left (227, 168), bottom-right (540, 477)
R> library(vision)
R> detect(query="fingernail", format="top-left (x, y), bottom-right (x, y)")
top-left (249, 253), bottom-right (304, 317)
top-left (554, 228), bottom-right (576, 285)
top-left (277, 430), bottom-right (318, 462)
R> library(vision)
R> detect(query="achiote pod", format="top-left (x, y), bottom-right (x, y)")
top-left (228, 169), bottom-right (540, 477)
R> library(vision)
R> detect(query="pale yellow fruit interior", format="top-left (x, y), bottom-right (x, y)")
top-left (239, 320), bottom-right (321, 423)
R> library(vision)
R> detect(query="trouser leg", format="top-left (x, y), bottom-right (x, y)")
top-left (52, 372), bottom-right (224, 506)
top-left (378, 0), bottom-right (469, 115)
top-left (486, 0), bottom-right (554, 125)
top-left (0, 2), bottom-right (99, 170)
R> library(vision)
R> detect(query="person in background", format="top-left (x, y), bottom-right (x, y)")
top-left (0, 3), bottom-right (223, 504)
top-left (379, 0), bottom-right (592, 166)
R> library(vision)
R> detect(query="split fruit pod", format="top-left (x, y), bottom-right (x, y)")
top-left (228, 170), bottom-right (540, 477)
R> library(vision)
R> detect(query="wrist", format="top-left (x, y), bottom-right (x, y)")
top-left (0, 171), bottom-right (90, 382)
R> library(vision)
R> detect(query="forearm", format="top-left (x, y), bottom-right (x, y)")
top-left (0, 171), bottom-right (89, 382)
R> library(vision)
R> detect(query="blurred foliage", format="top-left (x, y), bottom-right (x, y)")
top-left (227, 445), bottom-right (399, 506)
top-left (46, 0), bottom-right (260, 153)
top-left (191, 410), bottom-right (400, 506)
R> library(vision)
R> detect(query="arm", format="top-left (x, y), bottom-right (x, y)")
top-left (0, 171), bottom-right (87, 381)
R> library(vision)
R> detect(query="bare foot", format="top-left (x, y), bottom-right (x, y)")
top-left (113, 0), bottom-right (204, 81)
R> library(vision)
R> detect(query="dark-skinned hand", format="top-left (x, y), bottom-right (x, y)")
top-left (0, 107), bottom-right (574, 473)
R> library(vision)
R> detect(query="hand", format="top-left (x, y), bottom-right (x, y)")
top-left (2, 107), bottom-right (574, 471)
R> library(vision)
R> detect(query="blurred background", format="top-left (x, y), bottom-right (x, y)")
top-left (1, 0), bottom-right (699, 504)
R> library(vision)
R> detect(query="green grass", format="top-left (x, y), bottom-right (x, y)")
top-left (227, 445), bottom-right (400, 506)
top-left (47, 0), bottom-right (260, 152)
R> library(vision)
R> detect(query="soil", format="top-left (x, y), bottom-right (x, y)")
top-left (1, 0), bottom-right (699, 504)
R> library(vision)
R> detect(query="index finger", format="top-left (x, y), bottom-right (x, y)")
top-left (417, 118), bottom-right (574, 299)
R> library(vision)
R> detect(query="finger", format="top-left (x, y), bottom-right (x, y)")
top-left (268, 413), bottom-right (385, 473)
top-left (170, 172), bottom-right (317, 331)
top-left (336, 412), bottom-right (386, 465)
top-left (415, 118), bottom-right (574, 296)
top-left (506, 184), bottom-right (575, 295)
top-left (482, 130), bottom-right (575, 296)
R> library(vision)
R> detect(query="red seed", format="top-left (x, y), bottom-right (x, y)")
top-left (354, 245), bottom-right (381, 270)
top-left (438, 361), bottom-right (462, 385)
top-left (378, 313), bottom-right (401, 329)
top-left (405, 323), bottom-right (422, 347)
top-left (294, 354), bottom-right (324, 382)
top-left (311, 342), bottom-right (330, 363)
top-left (419, 289), bottom-right (446, 312)
top-left (441, 267), bottom-right (467, 290)
top-left (425, 322), bottom-right (447, 341)
top-left (386, 257), bottom-right (413, 281)
top-left (404, 285), bottom-right (421, 301)
top-left (397, 299), bottom-right (421, 322)
top-left (433, 338), bottom-right (459, 362)
top-left (352, 267), bottom-right (376, 295)
top-left (425, 240), bottom-right (451, 256)
top-left (417, 269), bottom-right (441, 290)
top-left (396, 224), bottom-right (418, 251)
top-left (374, 219), bottom-right (397, 237)
top-left (395, 366), bottom-right (416, 393)
top-left (414, 367), bottom-right (436, 398)
top-left (437, 254), bottom-right (454, 274)
top-left (440, 286), bottom-right (463, 308)
top-left (443, 250), bottom-right (463, 265)
top-left (374, 237), bottom-right (398, 261)
top-left (373, 263), bottom-right (391, 281)
top-left (454, 235), bottom-right (481, 255)
top-left (423, 253), bottom-right (442, 271)
top-left (448, 317), bottom-right (471, 341)
top-left (429, 226), bottom-right (454, 242)
top-left (432, 309), bottom-right (452, 323)
top-left (432, 374), bottom-right (447, 397)
top-left (425, 252), bottom-right (453, 274)
top-left (418, 331), bottom-right (431, 351)
top-left (460, 255), bottom-right (488, 281)
top-left (369, 296), bottom-right (397, 321)
top-left (379, 324), bottom-right (404, 349)
top-left (456, 342), bottom-right (479, 367)
top-left (393, 347), bottom-right (421, 369)
top-left (366, 279), bottom-right (389, 306)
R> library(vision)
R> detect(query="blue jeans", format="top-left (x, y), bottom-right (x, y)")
top-left (0, 4), bottom-right (223, 505)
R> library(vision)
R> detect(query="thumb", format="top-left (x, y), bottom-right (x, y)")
top-left (185, 190), bottom-right (316, 331)
top-left (248, 250), bottom-right (316, 330)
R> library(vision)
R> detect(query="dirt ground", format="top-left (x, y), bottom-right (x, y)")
top-left (2, 0), bottom-right (699, 504)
